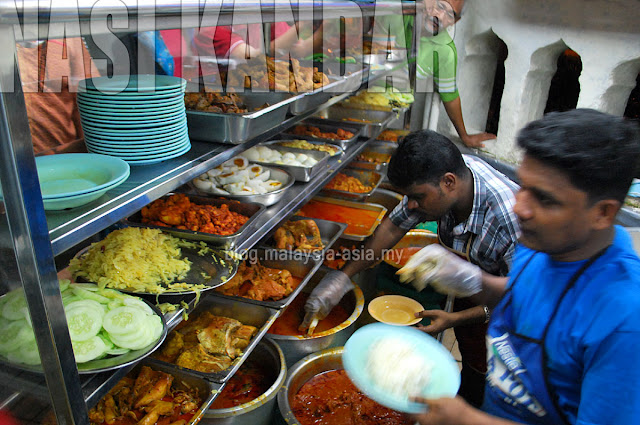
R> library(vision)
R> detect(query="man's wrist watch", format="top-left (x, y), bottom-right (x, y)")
top-left (483, 305), bottom-right (491, 324)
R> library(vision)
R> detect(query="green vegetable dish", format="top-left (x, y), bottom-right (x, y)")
top-left (0, 280), bottom-right (164, 368)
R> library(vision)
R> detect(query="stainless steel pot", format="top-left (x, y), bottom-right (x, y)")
top-left (201, 339), bottom-right (286, 425)
top-left (366, 188), bottom-right (403, 214)
top-left (277, 347), bottom-right (344, 425)
top-left (266, 268), bottom-right (364, 367)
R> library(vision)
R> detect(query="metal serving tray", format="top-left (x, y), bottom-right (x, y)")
top-left (124, 193), bottom-right (265, 249)
top-left (250, 146), bottom-right (330, 182)
top-left (321, 168), bottom-right (384, 202)
top-left (314, 105), bottom-right (395, 138)
top-left (288, 77), bottom-right (344, 115)
top-left (264, 139), bottom-right (344, 157)
top-left (119, 360), bottom-right (221, 424)
top-left (191, 166), bottom-right (295, 207)
top-left (281, 119), bottom-right (362, 149)
top-left (151, 295), bottom-right (279, 384)
top-left (348, 141), bottom-right (397, 172)
top-left (213, 247), bottom-right (323, 310)
top-left (297, 196), bottom-right (387, 241)
top-left (317, 63), bottom-right (369, 93)
top-left (186, 92), bottom-right (296, 144)
top-left (261, 216), bottom-right (347, 259)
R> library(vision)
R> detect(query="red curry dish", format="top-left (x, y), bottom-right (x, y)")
top-left (268, 291), bottom-right (351, 336)
top-left (209, 358), bottom-right (276, 409)
top-left (292, 369), bottom-right (412, 425)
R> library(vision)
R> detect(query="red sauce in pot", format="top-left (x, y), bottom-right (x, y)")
top-left (210, 359), bottom-right (275, 409)
top-left (292, 369), bottom-right (412, 425)
top-left (268, 292), bottom-right (351, 336)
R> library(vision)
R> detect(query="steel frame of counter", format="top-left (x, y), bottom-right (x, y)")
top-left (0, 0), bottom-right (420, 419)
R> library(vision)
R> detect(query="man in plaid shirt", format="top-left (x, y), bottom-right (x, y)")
top-left (302, 130), bottom-right (520, 406)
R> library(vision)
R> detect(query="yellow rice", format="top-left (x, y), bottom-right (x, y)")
top-left (68, 227), bottom-right (204, 294)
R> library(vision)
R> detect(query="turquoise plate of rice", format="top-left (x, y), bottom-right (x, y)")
top-left (343, 323), bottom-right (460, 413)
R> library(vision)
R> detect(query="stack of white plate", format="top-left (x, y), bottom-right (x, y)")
top-left (77, 75), bottom-right (190, 166)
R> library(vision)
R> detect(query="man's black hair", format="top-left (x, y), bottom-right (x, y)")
top-left (387, 129), bottom-right (468, 188)
top-left (517, 109), bottom-right (640, 203)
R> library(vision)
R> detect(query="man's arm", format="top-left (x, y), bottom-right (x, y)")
top-left (341, 217), bottom-right (407, 278)
top-left (473, 272), bottom-right (509, 309)
top-left (442, 96), bottom-right (496, 149)
top-left (411, 397), bottom-right (522, 425)
top-left (415, 305), bottom-right (487, 335)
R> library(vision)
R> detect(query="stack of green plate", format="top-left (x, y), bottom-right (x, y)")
top-left (77, 75), bottom-right (190, 166)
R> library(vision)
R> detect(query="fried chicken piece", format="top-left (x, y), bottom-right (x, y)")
top-left (197, 316), bottom-right (242, 357)
top-left (175, 345), bottom-right (232, 373)
top-left (216, 259), bottom-right (294, 301)
top-left (274, 219), bottom-right (324, 252)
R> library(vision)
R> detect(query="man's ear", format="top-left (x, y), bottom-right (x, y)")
top-left (591, 199), bottom-right (621, 230)
top-left (441, 172), bottom-right (457, 193)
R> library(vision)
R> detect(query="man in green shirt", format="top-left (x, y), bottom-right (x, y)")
top-left (389, 0), bottom-right (495, 148)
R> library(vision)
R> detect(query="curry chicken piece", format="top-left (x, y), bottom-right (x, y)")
top-left (87, 366), bottom-right (202, 425)
top-left (155, 312), bottom-right (258, 374)
top-left (216, 259), bottom-right (294, 301)
top-left (274, 219), bottom-right (324, 252)
top-left (141, 193), bottom-right (248, 236)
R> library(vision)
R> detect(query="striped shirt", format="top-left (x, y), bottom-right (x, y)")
top-left (389, 155), bottom-right (521, 276)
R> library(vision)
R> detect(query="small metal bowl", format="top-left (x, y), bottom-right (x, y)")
top-left (193, 166), bottom-right (294, 207)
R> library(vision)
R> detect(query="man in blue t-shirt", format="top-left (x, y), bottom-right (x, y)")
top-left (401, 109), bottom-right (640, 425)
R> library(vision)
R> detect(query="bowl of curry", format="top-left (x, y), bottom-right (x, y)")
top-left (277, 347), bottom-right (413, 425)
top-left (266, 267), bottom-right (364, 367)
top-left (203, 339), bottom-right (286, 425)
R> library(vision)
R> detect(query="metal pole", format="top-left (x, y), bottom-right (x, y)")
top-left (0, 25), bottom-right (88, 425)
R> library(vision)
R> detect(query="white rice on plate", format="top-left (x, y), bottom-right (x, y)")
top-left (367, 337), bottom-right (433, 400)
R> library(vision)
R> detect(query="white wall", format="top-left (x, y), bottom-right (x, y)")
top-left (432, 0), bottom-right (640, 163)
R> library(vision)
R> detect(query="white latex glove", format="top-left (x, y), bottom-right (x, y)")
top-left (396, 244), bottom-right (482, 297)
top-left (301, 270), bottom-right (354, 330)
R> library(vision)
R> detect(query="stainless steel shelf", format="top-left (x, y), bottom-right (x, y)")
top-left (47, 64), bottom-right (404, 256)
top-left (233, 135), bottom-right (375, 253)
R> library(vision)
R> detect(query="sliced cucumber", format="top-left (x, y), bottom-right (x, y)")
top-left (108, 323), bottom-right (148, 346)
top-left (72, 336), bottom-right (107, 363)
top-left (65, 300), bottom-right (105, 317)
top-left (69, 283), bottom-right (99, 292)
top-left (105, 347), bottom-right (130, 356)
top-left (7, 340), bottom-right (41, 365)
top-left (98, 331), bottom-right (114, 349)
top-left (66, 306), bottom-right (103, 342)
top-left (0, 320), bottom-right (35, 353)
top-left (72, 287), bottom-right (110, 304)
top-left (59, 279), bottom-right (71, 292)
top-left (122, 298), bottom-right (155, 316)
top-left (102, 306), bottom-right (146, 335)
top-left (2, 290), bottom-right (27, 321)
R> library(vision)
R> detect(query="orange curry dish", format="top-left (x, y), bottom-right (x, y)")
top-left (141, 193), bottom-right (248, 235)
top-left (155, 312), bottom-right (257, 374)
top-left (88, 366), bottom-right (202, 425)
top-left (290, 125), bottom-right (355, 140)
top-left (216, 259), bottom-right (301, 301)
top-left (324, 172), bottom-right (372, 193)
